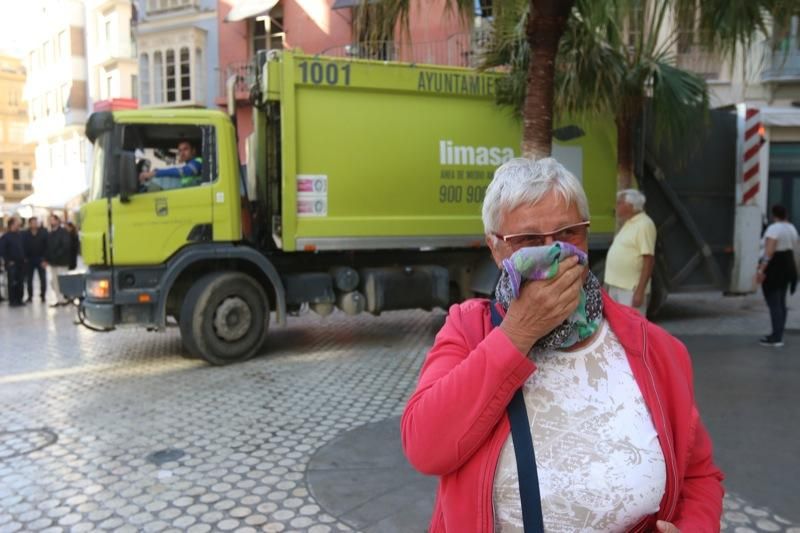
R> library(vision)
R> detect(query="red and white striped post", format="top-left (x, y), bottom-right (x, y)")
top-left (741, 107), bottom-right (763, 205)
top-left (730, 104), bottom-right (766, 293)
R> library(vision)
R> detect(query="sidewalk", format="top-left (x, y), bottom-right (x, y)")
top-left (654, 288), bottom-right (800, 336)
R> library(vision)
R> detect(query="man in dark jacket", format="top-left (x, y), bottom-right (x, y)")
top-left (23, 216), bottom-right (48, 302)
top-left (0, 217), bottom-right (26, 307)
top-left (66, 221), bottom-right (80, 270)
top-left (46, 214), bottom-right (72, 306)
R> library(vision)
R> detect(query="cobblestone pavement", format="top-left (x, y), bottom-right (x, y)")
top-left (0, 291), bottom-right (798, 532)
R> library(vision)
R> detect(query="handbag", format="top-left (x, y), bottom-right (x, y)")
top-left (489, 300), bottom-right (545, 533)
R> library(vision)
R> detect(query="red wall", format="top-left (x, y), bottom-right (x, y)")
top-left (218, 1), bottom-right (251, 77)
top-left (283, 0), bottom-right (353, 54)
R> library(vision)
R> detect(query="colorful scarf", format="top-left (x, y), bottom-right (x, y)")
top-left (495, 242), bottom-right (603, 354)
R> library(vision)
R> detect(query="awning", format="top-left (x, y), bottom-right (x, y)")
top-left (21, 187), bottom-right (87, 209)
top-left (225, 0), bottom-right (280, 22)
top-left (760, 106), bottom-right (800, 128)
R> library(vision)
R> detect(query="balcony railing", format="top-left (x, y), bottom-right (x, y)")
top-left (762, 37), bottom-right (800, 82)
top-left (319, 29), bottom-right (494, 68)
top-left (146, 0), bottom-right (199, 16)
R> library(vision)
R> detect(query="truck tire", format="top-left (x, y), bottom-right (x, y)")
top-left (179, 272), bottom-right (270, 365)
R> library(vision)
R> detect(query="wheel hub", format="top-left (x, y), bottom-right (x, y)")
top-left (212, 296), bottom-right (253, 342)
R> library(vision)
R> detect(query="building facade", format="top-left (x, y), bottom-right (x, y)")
top-left (23, 0), bottom-right (92, 210)
top-left (86, 0), bottom-right (139, 107)
top-left (22, 0), bottom-right (138, 211)
top-left (0, 56), bottom-right (35, 206)
top-left (134, 0), bottom-right (220, 109)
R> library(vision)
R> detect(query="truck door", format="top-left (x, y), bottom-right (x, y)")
top-left (109, 124), bottom-right (215, 266)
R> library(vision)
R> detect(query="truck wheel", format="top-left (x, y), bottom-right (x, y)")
top-left (179, 272), bottom-right (270, 365)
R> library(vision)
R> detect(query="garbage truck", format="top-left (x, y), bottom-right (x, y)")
top-left (71, 50), bottom-right (620, 364)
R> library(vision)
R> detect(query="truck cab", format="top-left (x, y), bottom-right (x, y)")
top-left (80, 110), bottom-right (285, 362)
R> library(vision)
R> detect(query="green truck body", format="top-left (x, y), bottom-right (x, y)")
top-left (75, 51), bottom-right (618, 364)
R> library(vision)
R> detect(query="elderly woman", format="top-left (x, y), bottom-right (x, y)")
top-left (401, 158), bottom-right (723, 532)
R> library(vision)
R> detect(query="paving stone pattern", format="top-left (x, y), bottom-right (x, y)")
top-left (0, 303), bottom-right (435, 532)
top-left (1, 294), bottom-right (798, 532)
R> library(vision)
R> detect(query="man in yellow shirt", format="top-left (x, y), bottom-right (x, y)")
top-left (604, 189), bottom-right (657, 315)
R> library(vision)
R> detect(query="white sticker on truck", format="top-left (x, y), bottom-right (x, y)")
top-left (297, 175), bottom-right (328, 217)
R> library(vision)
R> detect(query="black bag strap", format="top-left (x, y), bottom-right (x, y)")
top-left (489, 301), bottom-right (545, 533)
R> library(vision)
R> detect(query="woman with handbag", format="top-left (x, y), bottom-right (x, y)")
top-left (756, 204), bottom-right (798, 348)
top-left (401, 158), bottom-right (724, 532)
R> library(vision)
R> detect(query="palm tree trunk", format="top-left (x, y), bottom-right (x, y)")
top-left (615, 114), bottom-right (635, 190)
top-left (521, 0), bottom-right (575, 159)
top-left (615, 97), bottom-right (642, 190)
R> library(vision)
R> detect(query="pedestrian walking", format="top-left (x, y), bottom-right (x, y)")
top-left (65, 221), bottom-right (80, 271)
top-left (756, 205), bottom-right (799, 347)
top-left (22, 216), bottom-right (48, 302)
top-left (45, 214), bottom-right (72, 306)
top-left (0, 217), bottom-right (27, 307)
top-left (402, 159), bottom-right (723, 533)
top-left (604, 189), bottom-right (657, 315)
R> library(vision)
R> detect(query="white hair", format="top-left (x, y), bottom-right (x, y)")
top-left (617, 189), bottom-right (646, 212)
top-left (481, 157), bottom-right (590, 235)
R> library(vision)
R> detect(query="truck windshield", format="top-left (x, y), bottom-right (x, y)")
top-left (89, 132), bottom-right (108, 201)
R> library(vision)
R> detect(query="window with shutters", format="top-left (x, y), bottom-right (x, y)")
top-left (153, 51), bottom-right (163, 104)
top-left (180, 47), bottom-right (191, 101)
top-left (137, 29), bottom-right (205, 105)
top-left (139, 54), bottom-right (150, 105)
top-left (165, 49), bottom-right (176, 102)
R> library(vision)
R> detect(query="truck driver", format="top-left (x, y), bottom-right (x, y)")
top-left (139, 139), bottom-right (203, 190)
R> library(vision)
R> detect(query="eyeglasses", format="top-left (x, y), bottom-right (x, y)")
top-left (493, 221), bottom-right (590, 249)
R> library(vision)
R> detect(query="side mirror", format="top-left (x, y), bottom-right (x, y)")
top-left (119, 151), bottom-right (138, 203)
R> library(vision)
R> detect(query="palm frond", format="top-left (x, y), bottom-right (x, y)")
top-left (556, 0), bottom-right (624, 119)
top-left (478, 0), bottom-right (530, 114)
top-left (650, 59), bottom-right (709, 147)
top-left (352, 0), bottom-right (473, 45)
top-left (352, 0), bottom-right (412, 44)
top-left (479, 0), bottom-right (529, 70)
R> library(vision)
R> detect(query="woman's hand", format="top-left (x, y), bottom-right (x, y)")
top-left (500, 255), bottom-right (584, 354)
top-left (656, 520), bottom-right (680, 532)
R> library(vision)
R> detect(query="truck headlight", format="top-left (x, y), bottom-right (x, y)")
top-left (87, 278), bottom-right (111, 299)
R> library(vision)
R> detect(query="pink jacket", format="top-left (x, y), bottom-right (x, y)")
top-left (401, 293), bottom-right (724, 532)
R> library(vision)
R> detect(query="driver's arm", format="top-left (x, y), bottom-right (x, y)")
top-left (154, 159), bottom-right (201, 179)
